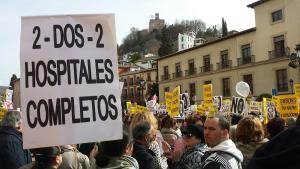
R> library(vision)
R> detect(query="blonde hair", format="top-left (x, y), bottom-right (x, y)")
top-left (236, 115), bottom-right (265, 144)
top-left (129, 112), bottom-right (158, 134)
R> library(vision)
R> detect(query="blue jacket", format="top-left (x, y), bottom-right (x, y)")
top-left (0, 126), bottom-right (32, 169)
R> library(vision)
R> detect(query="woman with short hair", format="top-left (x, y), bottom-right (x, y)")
top-left (236, 115), bottom-right (268, 167)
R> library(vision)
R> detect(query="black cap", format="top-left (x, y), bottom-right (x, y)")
top-left (182, 124), bottom-right (205, 142)
top-left (32, 146), bottom-right (60, 158)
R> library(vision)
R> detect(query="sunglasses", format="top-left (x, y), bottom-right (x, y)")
top-left (59, 148), bottom-right (65, 155)
top-left (183, 133), bottom-right (194, 138)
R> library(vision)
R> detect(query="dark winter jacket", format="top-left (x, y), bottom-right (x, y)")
top-left (132, 142), bottom-right (155, 169)
top-left (176, 143), bottom-right (208, 169)
top-left (0, 126), bottom-right (32, 169)
top-left (246, 125), bottom-right (300, 169)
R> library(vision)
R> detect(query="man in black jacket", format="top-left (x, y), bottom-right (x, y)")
top-left (132, 121), bottom-right (156, 169)
top-left (0, 110), bottom-right (32, 169)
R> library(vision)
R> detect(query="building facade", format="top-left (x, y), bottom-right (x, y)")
top-left (178, 32), bottom-right (196, 51)
top-left (157, 0), bottom-right (300, 103)
top-left (120, 68), bottom-right (157, 104)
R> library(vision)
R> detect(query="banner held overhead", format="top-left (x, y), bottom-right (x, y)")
top-left (20, 14), bottom-right (122, 149)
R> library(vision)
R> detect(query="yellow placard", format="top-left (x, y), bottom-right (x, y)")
top-left (197, 104), bottom-right (206, 116)
top-left (278, 95), bottom-right (299, 119)
top-left (0, 107), bottom-right (8, 120)
top-left (170, 86), bottom-right (180, 117)
top-left (249, 101), bottom-right (262, 113)
top-left (203, 84), bottom-right (213, 106)
top-left (263, 98), bottom-right (268, 124)
top-left (272, 96), bottom-right (279, 108)
top-left (295, 83), bottom-right (300, 98)
top-left (137, 105), bottom-right (147, 113)
top-left (165, 92), bottom-right (173, 113)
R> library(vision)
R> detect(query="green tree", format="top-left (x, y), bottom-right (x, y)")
top-left (222, 18), bottom-right (228, 37)
top-left (9, 74), bottom-right (17, 90)
top-left (158, 26), bottom-right (173, 57)
top-left (197, 25), bottom-right (221, 42)
top-left (127, 52), bottom-right (141, 63)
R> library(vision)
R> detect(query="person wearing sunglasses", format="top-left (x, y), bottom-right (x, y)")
top-left (174, 124), bottom-right (207, 169)
top-left (19, 146), bottom-right (63, 169)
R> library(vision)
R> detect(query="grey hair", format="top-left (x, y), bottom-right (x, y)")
top-left (217, 115), bottom-right (230, 131)
top-left (132, 121), bottom-right (151, 141)
top-left (1, 110), bottom-right (21, 128)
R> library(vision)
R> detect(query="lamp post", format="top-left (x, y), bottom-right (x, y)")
top-left (288, 44), bottom-right (300, 68)
top-left (139, 79), bottom-right (146, 103)
top-left (289, 79), bottom-right (294, 94)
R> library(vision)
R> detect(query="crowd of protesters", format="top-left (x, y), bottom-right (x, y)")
top-left (0, 109), bottom-right (299, 169)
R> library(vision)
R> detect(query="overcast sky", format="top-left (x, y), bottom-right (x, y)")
top-left (0, 0), bottom-right (257, 86)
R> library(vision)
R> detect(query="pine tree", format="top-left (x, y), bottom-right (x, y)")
top-left (222, 18), bottom-right (228, 37)
top-left (158, 26), bottom-right (173, 57)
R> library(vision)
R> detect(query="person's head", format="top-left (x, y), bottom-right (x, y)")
top-left (78, 143), bottom-right (98, 158)
top-left (231, 113), bottom-right (243, 125)
top-left (132, 121), bottom-right (156, 147)
top-left (182, 124), bottom-right (205, 148)
top-left (32, 146), bottom-right (63, 169)
top-left (130, 112), bottom-right (158, 133)
top-left (267, 117), bottom-right (285, 138)
top-left (1, 110), bottom-right (22, 132)
top-left (285, 117), bottom-right (296, 128)
top-left (236, 116), bottom-right (265, 144)
top-left (185, 115), bottom-right (203, 126)
top-left (161, 116), bottom-right (175, 129)
top-left (96, 130), bottom-right (131, 167)
top-left (204, 115), bottom-right (230, 147)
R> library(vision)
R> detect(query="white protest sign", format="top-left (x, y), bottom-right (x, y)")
top-left (213, 96), bottom-right (222, 111)
top-left (266, 101), bottom-right (276, 120)
top-left (220, 100), bottom-right (231, 117)
top-left (231, 96), bottom-right (246, 115)
top-left (180, 93), bottom-right (189, 112)
top-left (5, 89), bottom-right (13, 102)
top-left (20, 14), bottom-right (122, 148)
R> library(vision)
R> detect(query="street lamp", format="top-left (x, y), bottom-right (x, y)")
top-left (139, 79), bottom-right (146, 102)
top-left (288, 44), bottom-right (300, 68)
top-left (289, 79), bottom-right (294, 94)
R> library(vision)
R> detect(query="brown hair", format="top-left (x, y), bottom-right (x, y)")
top-left (236, 116), bottom-right (265, 144)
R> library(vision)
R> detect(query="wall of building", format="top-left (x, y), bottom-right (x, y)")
top-left (158, 0), bottom-right (300, 103)
top-left (120, 68), bottom-right (157, 102)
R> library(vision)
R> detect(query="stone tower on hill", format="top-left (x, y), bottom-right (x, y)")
top-left (149, 13), bottom-right (165, 32)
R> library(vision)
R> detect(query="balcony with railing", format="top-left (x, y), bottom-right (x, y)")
top-left (172, 71), bottom-right (183, 79)
top-left (237, 55), bottom-right (255, 66)
top-left (161, 74), bottom-right (170, 81)
top-left (185, 68), bottom-right (197, 76)
top-left (199, 64), bottom-right (213, 73)
top-left (216, 60), bottom-right (232, 70)
top-left (268, 47), bottom-right (290, 59)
